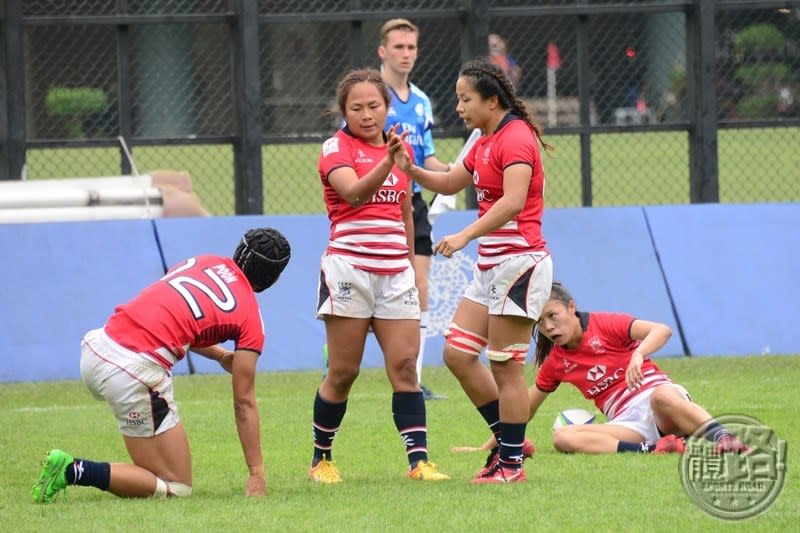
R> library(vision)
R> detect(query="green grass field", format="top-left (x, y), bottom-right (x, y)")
top-left (2, 355), bottom-right (797, 532)
top-left (24, 127), bottom-right (800, 216)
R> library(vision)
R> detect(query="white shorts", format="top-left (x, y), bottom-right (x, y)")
top-left (316, 253), bottom-right (420, 320)
top-left (80, 328), bottom-right (179, 437)
top-left (464, 253), bottom-right (553, 318)
top-left (606, 384), bottom-right (691, 442)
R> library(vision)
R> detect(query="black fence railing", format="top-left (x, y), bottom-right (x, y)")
top-left (2, 0), bottom-right (798, 214)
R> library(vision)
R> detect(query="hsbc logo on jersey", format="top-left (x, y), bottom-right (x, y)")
top-left (369, 172), bottom-right (406, 204)
top-left (586, 365), bottom-right (607, 382)
top-left (370, 189), bottom-right (407, 204)
top-left (475, 188), bottom-right (493, 202)
top-left (473, 171), bottom-right (493, 202)
top-left (383, 173), bottom-right (398, 186)
top-left (586, 367), bottom-right (625, 397)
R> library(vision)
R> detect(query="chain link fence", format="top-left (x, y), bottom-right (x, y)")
top-left (2, 0), bottom-right (798, 215)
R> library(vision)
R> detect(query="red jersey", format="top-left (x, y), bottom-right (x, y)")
top-left (462, 115), bottom-right (547, 270)
top-left (318, 127), bottom-right (414, 274)
top-left (104, 255), bottom-right (264, 369)
top-left (536, 312), bottom-right (673, 419)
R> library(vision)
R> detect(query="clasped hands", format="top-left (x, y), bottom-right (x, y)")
top-left (387, 127), bottom-right (467, 258)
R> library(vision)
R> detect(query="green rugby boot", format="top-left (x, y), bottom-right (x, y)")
top-left (31, 449), bottom-right (73, 503)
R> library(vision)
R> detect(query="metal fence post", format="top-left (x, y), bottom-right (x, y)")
top-left (1, 0), bottom-right (25, 181)
top-left (686, 0), bottom-right (719, 203)
top-left (117, 0), bottom-right (133, 175)
top-left (349, 0), bottom-right (363, 69)
top-left (461, 0), bottom-right (489, 210)
top-left (576, 14), bottom-right (592, 207)
top-left (231, 0), bottom-right (263, 214)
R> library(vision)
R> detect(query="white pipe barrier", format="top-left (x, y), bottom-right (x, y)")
top-left (0, 175), bottom-right (164, 223)
top-left (0, 205), bottom-right (165, 223)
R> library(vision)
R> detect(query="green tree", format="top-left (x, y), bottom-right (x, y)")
top-left (732, 24), bottom-right (790, 119)
top-left (45, 87), bottom-right (108, 138)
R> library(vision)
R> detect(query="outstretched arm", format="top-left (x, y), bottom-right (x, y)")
top-left (231, 349), bottom-right (266, 496)
top-left (433, 163), bottom-right (531, 258)
top-left (452, 387), bottom-right (550, 452)
top-left (390, 132), bottom-right (472, 195)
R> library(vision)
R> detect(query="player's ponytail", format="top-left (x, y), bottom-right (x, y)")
top-left (533, 327), bottom-right (553, 368)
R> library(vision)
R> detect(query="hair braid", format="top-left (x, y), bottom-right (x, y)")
top-left (460, 58), bottom-right (553, 153)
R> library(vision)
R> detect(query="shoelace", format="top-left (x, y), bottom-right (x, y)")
top-left (478, 462), bottom-right (506, 481)
top-left (482, 447), bottom-right (499, 470)
top-left (485, 460), bottom-right (524, 481)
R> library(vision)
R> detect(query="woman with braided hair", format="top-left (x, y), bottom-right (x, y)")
top-left (389, 57), bottom-right (553, 483)
top-left (32, 228), bottom-right (290, 502)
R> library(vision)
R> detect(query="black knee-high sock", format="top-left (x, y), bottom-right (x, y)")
top-left (498, 422), bottom-right (527, 469)
top-left (65, 459), bottom-right (111, 490)
top-left (617, 441), bottom-right (655, 453)
top-left (392, 391), bottom-right (427, 468)
top-left (703, 421), bottom-right (732, 443)
top-left (312, 390), bottom-right (347, 464)
top-left (477, 400), bottom-right (501, 448)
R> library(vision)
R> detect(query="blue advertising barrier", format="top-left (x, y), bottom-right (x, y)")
top-left (2, 204), bottom-right (797, 383)
top-left (644, 203), bottom-right (800, 356)
top-left (0, 220), bottom-right (164, 382)
top-left (423, 207), bottom-right (685, 361)
top-left (153, 215), bottom-right (333, 374)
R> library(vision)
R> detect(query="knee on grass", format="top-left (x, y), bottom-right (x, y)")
top-left (153, 477), bottom-right (193, 498)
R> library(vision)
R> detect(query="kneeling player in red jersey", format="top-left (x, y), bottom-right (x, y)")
top-left (32, 227), bottom-right (290, 502)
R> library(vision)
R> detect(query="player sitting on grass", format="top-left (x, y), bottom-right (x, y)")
top-left (454, 281), bottom-right (750, 456)
top-left (32, 227), bottom-right (290, 502)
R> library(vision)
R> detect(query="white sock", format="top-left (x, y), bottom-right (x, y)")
top-left (417, 311), bottom-right (429, 383)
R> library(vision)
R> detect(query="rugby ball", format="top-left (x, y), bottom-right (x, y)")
top-left (552, 408), bottom-right (596, 431)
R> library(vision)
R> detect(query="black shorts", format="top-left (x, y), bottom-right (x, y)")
top-left (412, 192), bottom-right (433, 256)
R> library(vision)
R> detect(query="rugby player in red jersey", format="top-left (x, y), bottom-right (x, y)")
top-left (308, 68), bottom-right (448, 484)
top-left (391, 57), bottom-right (554, 483)
top-left (456, 281), bottom-right (750, 456)
top-left (32, 228), bottom-right (290, 502)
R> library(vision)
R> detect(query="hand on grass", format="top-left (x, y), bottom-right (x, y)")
top-left (245, 473), bottom-right (266, 497)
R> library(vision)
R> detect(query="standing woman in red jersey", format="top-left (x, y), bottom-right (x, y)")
top-left (309, 68), bottom-right (449, 483)
top-left (456, 281), bottom-right (750, 456)
top-left (390, 57), bottom-right (554, 483)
